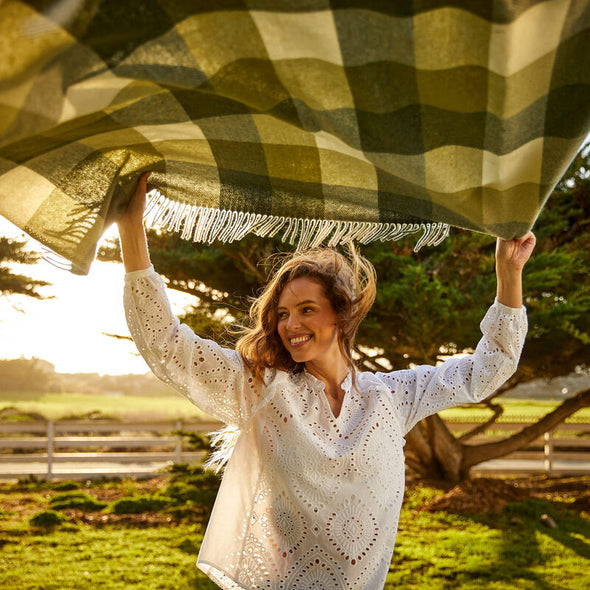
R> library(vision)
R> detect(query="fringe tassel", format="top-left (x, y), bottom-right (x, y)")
top-left (145, 191), bottom-right (450, 251)
top-left (204, 425), bottom-right (241, 474)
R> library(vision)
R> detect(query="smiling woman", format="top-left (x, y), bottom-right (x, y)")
top-left (236, 249), bottom-right (376, 420)
top-left (116, 175), bottom-right (535, 590)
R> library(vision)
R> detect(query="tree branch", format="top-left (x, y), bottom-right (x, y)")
top-left (461, 388), bottom-right (590, 470)
top-left (458, 399), bottom-right (504, 442)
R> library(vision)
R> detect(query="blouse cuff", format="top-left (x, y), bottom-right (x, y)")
top-left (493, 297), bottom-right (526, 315)
top-left (124, 265), bottom-right (155, 284)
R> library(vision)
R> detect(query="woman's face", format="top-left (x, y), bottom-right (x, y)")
top-left (276, 277), bottom-right (341, 367)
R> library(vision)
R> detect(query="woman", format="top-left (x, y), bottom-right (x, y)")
top-left (119, 173), bottom-right (535, 589)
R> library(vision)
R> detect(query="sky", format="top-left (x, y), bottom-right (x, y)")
top-left (0, 216), bottom-right (193, 375)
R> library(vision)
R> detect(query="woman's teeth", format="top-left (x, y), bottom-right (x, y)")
top-left (290, 336), bottom-right (311, 345)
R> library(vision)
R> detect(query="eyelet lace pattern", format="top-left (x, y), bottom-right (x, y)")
top-left (124, 267), bottom-right (527, 590)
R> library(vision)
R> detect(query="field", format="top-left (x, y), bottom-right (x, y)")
top-left (1, 391), bottom-right (590, 423)
top-left (0, 474), bottom-right (589, 589)
top-left (440, 398), bottom-right (590, 423)
top-left (0, 391), bottom-right (209, 422)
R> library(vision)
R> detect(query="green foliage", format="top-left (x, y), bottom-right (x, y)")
top-left (107, 495), bottom-right (170, 514)
top-left (0, 237), bottom-right (50, 298)
top-left (51, 481), bottom-right (80, 492)
top-left (49, 492), bottom-right (106, 512)
top-left (29, 509), bottom-right (66, 528)
top-left (161, 465), bottom-right (220, 524)
top-left (177, 537), bottom-right (200, 555)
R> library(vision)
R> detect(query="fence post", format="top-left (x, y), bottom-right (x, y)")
top-left (174, 420), bottom-right (183, 464)
top-left (47, 421), bottom-right (54, 482)
top-left (544, 430), bottom-right (553, 476)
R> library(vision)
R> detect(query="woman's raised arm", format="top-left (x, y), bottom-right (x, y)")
top-left (117, 172), bottom-right (152, 272)
top-left (495, 231), bottom-right (536, 309)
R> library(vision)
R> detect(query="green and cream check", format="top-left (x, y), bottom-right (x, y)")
top-left (0, 0), bottom-right (589, 273)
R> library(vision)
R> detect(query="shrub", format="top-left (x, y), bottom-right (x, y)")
top-left (108, 496), bottom-right (170, 514)
top-left (164, 481), bottom-right (218, 507)
top-left (29, 509), bottom-right (67, 527)
top-left (162, 467), bottom-right (220, 525)
top-left (50, 492), bottom-right (106, 512)
top-left (52, 481), bottom-right (80, 491)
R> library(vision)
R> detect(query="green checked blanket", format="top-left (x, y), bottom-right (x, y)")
top-left (0, 0), bottom-right (589, 273)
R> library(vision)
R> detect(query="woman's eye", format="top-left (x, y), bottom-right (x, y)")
top-left (302, 307), bottom-right (314, 314)
top-left (277, 312), bottom-right (287, 320)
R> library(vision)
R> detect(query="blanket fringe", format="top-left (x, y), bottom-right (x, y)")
top-left (145, 191), bottom-right (450, 251)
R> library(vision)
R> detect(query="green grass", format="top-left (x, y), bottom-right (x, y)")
top-left (2, 392), bottom-right (589, 424)
top-left (0, 391), bottom-right (209, 421)
top-left (0, 526), bottom-right (217, 589)
top-left (439, 398), bottom-right (590, 423)
top-left (1, 479), bottom-right (588, 589)
top-left (388, 509), bottom-right (590, 589)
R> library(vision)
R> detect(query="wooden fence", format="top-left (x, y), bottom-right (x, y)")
top-left (0, 420), bottom-right (220, 481)
top-left (0, 418), bottom-right (589, 480)
top-left (446, 420), bottom-right (590, 476)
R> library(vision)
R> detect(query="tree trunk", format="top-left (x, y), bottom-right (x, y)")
top-left (405, 415), bottom-right (464, 482)
top-left (405, 388), bottom-right (590, 484)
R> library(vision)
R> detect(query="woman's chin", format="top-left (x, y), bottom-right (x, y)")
top-left (288, 346), bottom-right (313, 364)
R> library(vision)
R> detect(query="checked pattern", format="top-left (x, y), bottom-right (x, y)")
top-left (0, 0), bottom-right (589, 273)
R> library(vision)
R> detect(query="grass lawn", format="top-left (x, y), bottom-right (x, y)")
top-left (0, 476), bottom-right (588, 589)
top-left (439, 398), bottom-right (590, 423)
top-left (0, 526), bottom-right (217, 589)
top-left (0, 391), bottom-right (209, 422)
top-left (2, 392), bottom-right (590, 424)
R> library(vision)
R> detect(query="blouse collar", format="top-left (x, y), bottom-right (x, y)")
top-left (295, 367), bottom-right (353, 393)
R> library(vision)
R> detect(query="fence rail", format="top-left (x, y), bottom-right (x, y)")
top-left (0, 420), bottom-right (220, 481)
top-left (445, 420), bottom-right (590, 476)
top-left (0, 418), bottom-right (589, 480)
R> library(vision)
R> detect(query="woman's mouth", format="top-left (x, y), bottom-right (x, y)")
top-left (289, 335), bottom-right (311, 347)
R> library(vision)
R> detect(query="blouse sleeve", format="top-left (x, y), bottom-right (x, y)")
top-left (375, 300), bottom-right (528, 435)
top-left (123, 266), bottom-right (257, 427)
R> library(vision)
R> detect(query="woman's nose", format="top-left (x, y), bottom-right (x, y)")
top-left (286, 313), bottom-right (301, 330)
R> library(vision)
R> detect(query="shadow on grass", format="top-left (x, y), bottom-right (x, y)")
top-left (389, 496), bottom-right (589, 589)
top-left (463, 499), bottom-right (589, 589)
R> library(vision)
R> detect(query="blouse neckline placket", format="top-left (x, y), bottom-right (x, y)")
top-left (304, 369), bottom-right (353, 423)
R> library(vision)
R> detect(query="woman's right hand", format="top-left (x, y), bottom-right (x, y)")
top-left (118, 171), bottom-right (151, 232)
top-left (117, 172), bottom-right (152, 272)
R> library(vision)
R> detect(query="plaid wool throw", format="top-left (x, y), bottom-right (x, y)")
top-left (0, 0), bottom-right (589, 273)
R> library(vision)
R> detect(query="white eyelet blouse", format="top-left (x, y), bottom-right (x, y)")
top-left (124, 266), bottom-right (527, 590)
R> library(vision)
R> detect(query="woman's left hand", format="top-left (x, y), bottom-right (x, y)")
top-left (496, 231), bottom-right (536, 273)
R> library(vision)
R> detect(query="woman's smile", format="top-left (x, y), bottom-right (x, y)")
top-left (288, 334), bottom-right (312, 347)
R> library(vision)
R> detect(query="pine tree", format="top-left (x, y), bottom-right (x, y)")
top-left (0, 236), bottom-right (50, 298)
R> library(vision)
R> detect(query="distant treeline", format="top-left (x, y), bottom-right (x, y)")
top-left (0, 357), bottom-right (177, 396)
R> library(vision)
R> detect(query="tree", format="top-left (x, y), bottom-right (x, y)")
top-left (0, 236), bottom-right (50, 298)
top-left (99, 147), bottom-right (590, 483)
top-left (0, 357), bottom-right (60, 392)
top-left (357, 146), bottom-right (590, 481)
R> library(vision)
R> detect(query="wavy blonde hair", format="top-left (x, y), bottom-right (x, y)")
top-left (236, 246), bottom-right (377, 386)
